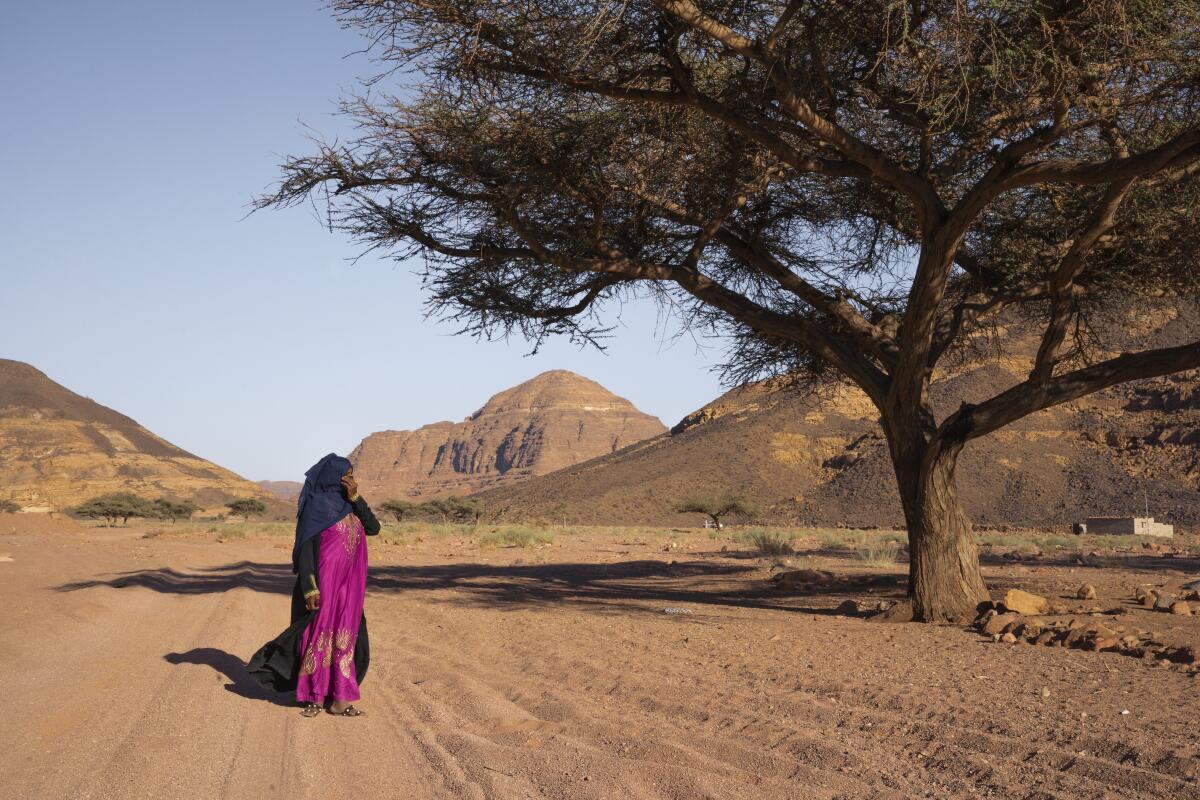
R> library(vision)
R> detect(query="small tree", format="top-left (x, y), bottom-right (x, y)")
top-left (75, 493), bottom-right (154, 526)
top-left (152, 498), bottom-right (200, 524)
top-left (225, 498), bottom-right (267, 522)
top-left (675, 495), bottom-right (759, 529)
top-left (445, 496), bottom-right (485, 524)
top-left (0, 499), bottom-right (18, 513)
top-left (380, 498), bottom-right (418, 522)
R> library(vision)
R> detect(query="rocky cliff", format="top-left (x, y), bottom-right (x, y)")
top-left (349, 370), bottom-right (666, 499)
top-left (0, 359), bottom-right (269, 511)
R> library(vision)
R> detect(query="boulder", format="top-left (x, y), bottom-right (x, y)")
top-left (1141, 591), bottom-right (1160, 608)
top-left (1001, 632), bottom-right (1018, 644)
top-left (1171, 601), bottom-right (1192, 616)
top-left (1076, 584), bottom-right (1097, 600)
top-left (1155, 593), bottom-right (1177, 612)
top-left (1002, 589), bottom-right (1048, 615)
top-left (982, 613), bottom-right (1022, 636)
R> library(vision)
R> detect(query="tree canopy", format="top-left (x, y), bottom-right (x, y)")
top-left (75, 493), bottom-right (155, 526)
top-left (263, 0), bottom-right (1200, 619)
top-left (226, 498), bottom-right (267, 521)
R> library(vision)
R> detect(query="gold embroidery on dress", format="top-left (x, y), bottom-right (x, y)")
top-left (342, 514), bottom-right (361, 556)
top-left (335, 628), bottom-right (353, 651)
top-left (300, 645), bottom-right (316, 675)
top-left (338, 649), bottom-right (355, 681)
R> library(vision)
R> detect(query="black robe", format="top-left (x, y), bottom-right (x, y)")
top-left (247, 496), bottom-right (381, 693)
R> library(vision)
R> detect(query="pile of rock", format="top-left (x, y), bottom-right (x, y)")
top-left (973, 588), bottom-right (1196, 666)
top-left (1134, 585), bottom-right (1200, 615)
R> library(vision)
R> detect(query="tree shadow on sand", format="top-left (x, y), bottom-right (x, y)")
top-left (163, 648), bottom-right (295, 707)
top-left (54, 557), bottom-right (908, 618)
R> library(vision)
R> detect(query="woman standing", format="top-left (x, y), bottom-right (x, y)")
top-left (248, 454), bottom-right (380, 716)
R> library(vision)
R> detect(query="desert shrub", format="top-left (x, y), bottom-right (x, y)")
top-left (152, 498), bottom-right (200, 523)
top-left (478, 526), bottom-right (553, 548)
top-left (225, 498), bottom-right (267, 521)
top-left (215, 525), bottom-right (247, 543)
top-left (852, 535), bottom-right (902, 567)
top-left (0, 499), bottom-right (19, 513)
top-left (737, 528), bottom-right (794, 557)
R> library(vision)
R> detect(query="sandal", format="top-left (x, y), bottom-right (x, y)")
top-left (328, 704), bottom-right (365, 717)
top-left (299, 703), bottom-right (322, 718)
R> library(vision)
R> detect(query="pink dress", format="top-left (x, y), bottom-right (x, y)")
top-left (295, 513), bottom-right (368, 703)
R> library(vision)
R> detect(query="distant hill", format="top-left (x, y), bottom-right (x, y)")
top-left (475, 305), bottom-right (1200, 530)
top-left (349, 370), bottom-right (666, 499)
top-left (0, 359), bottom-right (270, 511)
top-left (257, 480), bottom-right (302, 502)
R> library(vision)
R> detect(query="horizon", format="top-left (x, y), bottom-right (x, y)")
top-left (0, 1), bottom-right (728, 481)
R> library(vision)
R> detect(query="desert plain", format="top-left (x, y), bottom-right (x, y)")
top-left (4, 512), bottom-right (1200, 800)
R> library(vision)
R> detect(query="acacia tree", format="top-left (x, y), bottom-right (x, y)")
top-left (262, 1), bottom-right (1200, 620)
top-left (675, 494), bottom-right (759, 528)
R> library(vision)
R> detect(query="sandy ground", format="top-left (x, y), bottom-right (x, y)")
top-left (3, 520), bottom-right (1200, 800)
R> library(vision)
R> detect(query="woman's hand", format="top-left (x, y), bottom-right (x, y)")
top-left (341, 474), bottom-right (359, 501)
top-left (305, 591), bottom-right (321, 611)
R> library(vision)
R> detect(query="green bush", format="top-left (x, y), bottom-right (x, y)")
top-left (737, 528), bottom-right (794, 556)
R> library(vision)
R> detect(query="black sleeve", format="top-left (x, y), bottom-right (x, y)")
top-left (352, 496), bottom-right (382, 536)
top-left (297, 533), bottom-right (321, 595)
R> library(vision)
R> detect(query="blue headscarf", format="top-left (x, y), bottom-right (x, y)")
top-left (292, 453), bottom-right (353, 571)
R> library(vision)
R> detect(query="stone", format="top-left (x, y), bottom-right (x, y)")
top-left (1170, 601), bottom-right (1192, 616)
top-left (982, 613), bottom-right (1021, 636)
top-left (835, 599), bottom-right (860, 615)
top-left (1003, 589), bottom-right (1048, 616)
top-left (1155, 593), bottom-right (1177, 612)
top-left (1142, 592), bottom-right (1160, 608)
top-left (1001, 632), bottom-right (1018, 643)
top-left (1017, 619), bottom-right (1047, 639)
top-left (1076, 584), bottom-right (1097, 600)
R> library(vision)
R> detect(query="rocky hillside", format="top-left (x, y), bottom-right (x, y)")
top-left (257, 480), bottom-right (302, 501)
top-left (349, 370), bottom-right (666, 499)
top-left (476, 305), bottom-right (1200, 530)
top-left (0, 359), bottom-right (269, 511)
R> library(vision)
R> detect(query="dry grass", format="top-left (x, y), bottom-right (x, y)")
top-left (478, 526), bottom-right (555, 548)
top-left (736, 528), bottom-right (795, 556)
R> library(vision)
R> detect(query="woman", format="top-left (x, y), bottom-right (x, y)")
top-left (248, 454), bottom-right (380, 716)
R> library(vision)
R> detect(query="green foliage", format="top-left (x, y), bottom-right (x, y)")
top-left (74, 492), bottom-right (155, 526)
top-left (675, 494), bottom-right (759, 527)
top-left (380, 498), bottom-right (419, 522)
top-left (0, 499), bottom-right (18, 513)
top-left (417, 496), bottom-right (485, 524)
top-left (225, 497), bottom-right (267, 521)
top-left (152, 498), bottom-right (200, 523)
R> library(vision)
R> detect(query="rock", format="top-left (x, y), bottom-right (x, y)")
top-left (982, 613), bottom-right (1022, 636)
top-left (349, 370), bottom-right (666, 499)
top-left (1003, 589), bottom-right (1048, 615)
top-left (772, 569), bottom-right (835, 589)
top-left (1134, 586), bottom-right (1152, 601)
top-left (835, 599), bottom-right (860, 615)
top-left (1034, 630), bottom-right (1059, 646)
top-left (1048, 603), bottom-right (1069, 615)
top-left (1017, 619), bottom-right (1047, 639)
top-left (1001, 632), bottom-right (1018, 643)
top-left (1155, 593), bottom-right (1177, 612)
top-left (1171, 601), bottom-right (1192, 616)
top-left (1077, 584), bottom-right (1097, 600)
top-left (1142, 591), bottom-right (1160, 608)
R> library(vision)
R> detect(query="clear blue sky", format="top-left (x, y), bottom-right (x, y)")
top-left (0, 1), bottom-right (727, 481)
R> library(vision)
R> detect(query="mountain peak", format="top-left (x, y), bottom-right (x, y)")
top-left (351, 371), bottom-right (666, 499)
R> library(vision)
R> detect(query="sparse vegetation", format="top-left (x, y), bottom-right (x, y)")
top-left (152, 498), bottom-right (199, 523)
top-left (852, 535), bottom-right (903, 567)
top-left (737, 528), bottom-right (794, 557)
top-left (478, 526), bottom-right (554, 548)
top-left (380, 499), bottom-right (419, 522)
top-left (675, 495), bottom-right (759, 529)
top-left (0, 499), bottom-right (18, 513)
top-left (225, 497), bottom-right (267, 522)
top-left (74, 492), bottom-right (155, 526)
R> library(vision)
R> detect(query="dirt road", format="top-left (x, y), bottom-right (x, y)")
top-left (3, 523), bottom-right (1199, 799)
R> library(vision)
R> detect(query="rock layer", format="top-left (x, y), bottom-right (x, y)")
top-left (349, 370), bottom-right (666, 499)
top-left (0, 359), bottom-right (269, 511)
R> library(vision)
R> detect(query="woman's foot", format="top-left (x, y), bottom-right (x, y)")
top-left (328, 701), bottom-right (364, 716)
top-left (299, 702), bottom-right (322, 718)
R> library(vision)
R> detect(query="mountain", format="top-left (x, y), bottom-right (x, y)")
top-left (349, 370), bottom-right (667, 499)
top-left (475, 304), bottom-right (1200, 529)
top-left (257, 480), bottom-right (302, 501)
top-left (0, 359), bottom-right (270, 511)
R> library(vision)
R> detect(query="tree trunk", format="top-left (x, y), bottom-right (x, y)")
top-left (892, 448), bottom-right (989, 621)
